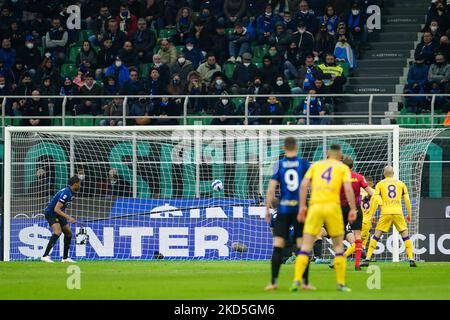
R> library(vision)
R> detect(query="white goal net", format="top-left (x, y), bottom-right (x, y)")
top-left (3, 126), bottom-right (443, 261)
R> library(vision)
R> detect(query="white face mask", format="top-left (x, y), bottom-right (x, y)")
top-left (0, 84), bottom-right (5, 89)
top-left (178, 57), bottom-right (186, 64)
top-left (216, 79), bottom-right (223, 85)
top-left (115, 61), bottom-right (122, 67)
top-left (154, 62), bottom-right (161, 67)
top-left (221, 99), bottom-right (228, 104)
top-left (45, 52), bottom-right (51, 58)
top-left (431, 26), bottom-right (438, 32)
top-left (243, 62), bottom-right (250, 67)
top-left (352, 9), bottom-right (360, 15)
top-left (299, 28), bottom-right (306, 34)
top-left (276, 80), bottom-right (283, 86)
top-left (26, 43), bottom-right (34, 49)
top-left (186, 45), bottom-right (194, 51)
top-left (78, 175), bottom-right (85, 181)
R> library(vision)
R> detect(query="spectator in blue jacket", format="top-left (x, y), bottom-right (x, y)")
top-left (320, 4), bottom-right (339, 36)
top-left (415, 31), bottom-right (437, 65)
top-left (277, 11), bottom-right (297, 33)
top-left (298, 89), bottom-right (328, 125)
top-left (104, 56), bottom-right (131, 86)
top-left (407, 54), bottom-right (429, 92)
top-left (181, 38), bottom-right (205, 69)
top-left (256, 4), bottom-right (276, 45)
top-left (228, 21), bottom-right (252, 63)
top-left (295, 1), bottom-right (318, 35)
top-left (0, 38), bottom-right (16, 69)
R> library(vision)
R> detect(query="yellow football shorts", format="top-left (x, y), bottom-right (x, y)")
top-left (375, 214), bottom-right (407, 233)
top-left (304, 203), bottom-right (344, 238)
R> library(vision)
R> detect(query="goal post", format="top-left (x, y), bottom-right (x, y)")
top-left (3, 125), bottom-right (443, 262)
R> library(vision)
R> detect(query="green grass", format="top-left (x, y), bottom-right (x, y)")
top-left (1, 261), bottom-right (449, 299)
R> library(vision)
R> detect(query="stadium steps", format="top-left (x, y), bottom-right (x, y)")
top-left (335, 0), bottom-right (429, 124)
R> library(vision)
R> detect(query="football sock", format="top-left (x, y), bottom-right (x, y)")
top-left (63, 235), bottom-right (72, 259)
top-left (294, 251), bottom-right (310, 283)
top-left (403, 236), bottom-right (414, 260)
top-left (313, 239), bottom-right (323, 258)
top-left (302, 257), bottom-right (310, 285)
top-left (43, 234), bottom-right (60, 257)
top-left (334, 252), bottom-right (346, 286)
top-left (271, 247), bottom-right (283, 285)
top-left (355, 239), bottom-right (363, 268)
top-left (345, 243), bottom-right (356, 257)
top-left (366, 236), bottom-right (379, 260)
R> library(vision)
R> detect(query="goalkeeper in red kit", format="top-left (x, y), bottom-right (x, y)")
top-left (331, 156), bottom-right (372, 270)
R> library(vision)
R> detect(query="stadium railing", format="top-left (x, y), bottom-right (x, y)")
top-left (1, 94), bottom-right (449, 135)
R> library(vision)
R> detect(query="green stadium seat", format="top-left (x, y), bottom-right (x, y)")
top-left (253, 45), bottom-right (268, 59)
top-left (159, 28), bottom-right (176, 39)
top-left (176, 45), bottom-right (184, 54)
top-left (231, 98), bottom-right (244, 107)
top-left (60, 64), bottom-right (78, 78)
top-left (417, 114), bottom-right (432, 128)
top-left (254, 62), bottom-right (263, 68)
top-left (225, 28), bottom-right (234, 36)
top-left (74, 115), bottom-right (94, 126)
top-left (68, 46), bottom-right (82, 63)
top-left (224, 62), bottom-right (236, 79)
top-left (52, 117), bottom-right (74, 126)
top-left (288, 80), bottom-right (297, 88)
top-left (397, 109), bottom-right (417, 128)
top-left (139, 63), bottom-right (153, 78)
top-left (78, 30), bottom-right (94, 43)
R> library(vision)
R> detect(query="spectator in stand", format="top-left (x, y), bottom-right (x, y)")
top-left (268, 22), bottom-right (292, 53)
top-left (10, 59), bottom-right (28, 90)
top-left (256, 4), bottom-right (276, 45)
top-left (97, 38), bottom-right (117, 72)
top-left (0, 38), bottom-right (16, 69)
top-left (129, 95), bottom-right (152, 125)
top-left (105, 56), bottom-right (130, 86)
top-left (193, 20), bottom-right (213, 52)
top-left (428, 52), bottom-right (450, 88)
top-left (29, 12), bottom-right (48, 46)
top-left (259, 56), bottom-right (278, 87)
top-left (59, 77), bottom-right (78, 115)
top-left (90, 4), bottom-right (113, 46)
top-left (146, 67), bottom-right (167, 95)
top-left (0, 5), bottom-right (14, 36)
top-left (334, 34), bottom-right (357, 70)
top-left (211, 93), bottom-right (237, 125)
top-left (407, 54), bottom-right (429, 93)
top-left (115, 1), bottom-right (138, 37)
top-left (172, 7), bottom-right (195, 45)
top-left (35, 57), bottom-right (60, 88)
top-left (262, 95), bottom-right (284, 124)
top-left (170, 52), bottom-right (195, 86)
top-left (223, 0), bottom-right (247, 28)
top-left (283, 42), bottom-right (302, 80)
top-left (317, 53), bottom-right (346, 95)
top-left (320, 4), bottom-right (339, 36)
top-left (277, 11), bottom-right (297, 33)
top-left (152, 53), bottom-right (170, 85)
top-left (208, 72), bottom-right (230, 97)
top-left (38, 75), bottom-right (58, 116)
top-left (270, 0), bottom-right (289, 16)
top-left (415, 31), bottom-right (437, 65)
top-left (231, 52), bottom-right (259, 94)
top-left (0, 58), bottom-right (14, 87)
top-left (437, 36), bottom-right (450, 62)
top-left (295, 0), bottom-right (318, 35)
top-left (185, 70), bottom-right (207, 112)
top-left (291, 21), bottom-right (314, 63)
top-left (197, 53), bottom-right (222, 86)
top-left (140, 0), bottom-right (165, 30)
top-left (76, 41), bottom-right (98, 71)
top-left (264, 46), bottom-right (284, 71)
top-left (292, 55), bottom-right (322, 94)
top-left (196, 2), bottom-right (216, 33)
top-left (164, 0), bottom-right (189, 28)
top-left (345, 1), bottom-right (367, 58)
top-left (103, 75), bottom-right (120, 96)
top-left (100, 97), bottom-right (124, 126)
top-left (120, 68), bottom-right (145, 96)
top-left (182, 38), bottom-right (205, 69)
top-left (17, 35), bottom-right (41, 76)
top-left (131, 19), bottom-right (157, 64)
top-left (167, 73), bottom-right (184, 96)
top-left (272, 74), bottom-right (291, 109)
top-left (44, 17), bottom-right (68, 64)
top-left (314, 23), bottom-right (336, 62)
top-left (102, 19), bottom-right (126, 53)
top-left (426, 19), bottom-right (445, 42)
top-left (426, 0), bottom-right (450, 33)
top-left (248, 75), bottom-right (271, 98)
top-left (21, 90), bottom-right (50, 126)
top-left (76, 73), bottom-right (103, 116)
top-left (297, 89), bottom-right (328, 125)
top-left (228, 21), bottom-right (252, 63)
top-left (211, 23), bottom-right (230, 66)
top-left (7, 20), bottom-right (25, 51)
top-left (0, 75), bottom-right (12, 114)
top-left (157, 38), bottom-right (178, 68)
top-left (154, 96), bottom-right (181, 125)
top-left (238, 95), bottom-right (262, 125)
top-left (118, 41), bottom-right (139, 68)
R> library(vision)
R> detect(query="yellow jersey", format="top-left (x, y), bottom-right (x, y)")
top-left (360, 187), bottom-right (382, 221)
top-left (304, 159), bottom-right (351, 206)
top-left (373, 177), bottom-right (411, 216)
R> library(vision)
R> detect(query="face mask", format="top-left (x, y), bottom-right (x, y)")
top-left (276, 80), bottom-right (283, 86)
top-left (243, 62), bottom-right (250, 67)
top-left (173, 79), bottom-right (180, 85)
top-left (26, 43), bottom-right (34, 49)
top-left (178, 57), bottom-right (186, 64)
top-left (431, 26), bottom-right (438, 32)
top-left (154, 62), bottom-right (161, 67)
top-left (221, 99), bottom-right (228, 104)
top-left (299, 28), bottom-right (306, 34)
top-left (78, 175), bottom-right (85, 181)
top-left (265, 12), bottom-right (272, 17)
top-left (121, 11), bottom-right (129, 17)
top-left (310, 97), bottom-right (316, 102)
top-left (0, 84), bottom-right (5, 89)
top-left (45, 52), bottom-right (51, 58)
top-left (269, 50), bottom-right (276, 56)
top-left (216, 79), bottom-right (223, 85)
top-left (115, 61), bottom-right (122, 67)
top-left (186, 45), bottom-right (194, 51)
top-left (352, 9), bottom-right (360, 15)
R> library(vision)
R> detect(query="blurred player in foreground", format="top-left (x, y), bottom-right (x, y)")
top-left (292, 144), bottom-right (356, 292)
top-left (361, 166), bottom-right (417, 267)
top-left (265, 137), bottom-right (313, 291)
top-left (41, 176), bottom-right (80, 263)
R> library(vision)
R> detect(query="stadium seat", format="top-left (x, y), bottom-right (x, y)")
top-left (78, 30), bottom-right (94, 44)
top-left (254, 62), bottom-right (263, 68)
top-left (252, 45), bottom-right (268, 59)
top-left (176, 46), bottom-right (184, 54)
top-left (187, 113), bottom-right (212, 125)
top-left (223, 62), bottom-right (236, 79)
top-left (417, 114), bottom-right (432, 128)
top-left (68, 46), bottom-right (82, 63)
top-left (397, 109), bottom-right (417, 128)
top-left (74, 115), bottom-right (94, 126)
top-left (231, 97), bottom-right (244, 108)
top-left (288, 80), bottom-right (296, 88)
top-left (139, 63), bottom-right (152, 78)
top-left (225, 28), bottom-right (234, 36)
top-left (60, 64), bottom-right (78, 78)
top-left (52, 117), bottom-right (74, 126)
top-left (158, 28), bottom-right (176, 39)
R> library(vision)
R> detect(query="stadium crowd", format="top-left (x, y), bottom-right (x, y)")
top-left (0, 0), bottom-right (383, 125)
top-left (406, 0), bottom-right (450, 114)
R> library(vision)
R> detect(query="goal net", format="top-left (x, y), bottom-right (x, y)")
top-left (3, 126), bottom-right (443, 261)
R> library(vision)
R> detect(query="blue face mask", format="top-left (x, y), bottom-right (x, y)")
top-left (121, 11), bottom-right (129, 17)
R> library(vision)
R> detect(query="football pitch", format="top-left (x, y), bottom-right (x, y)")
top-left (1, 261), bottom-right (449, 300)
